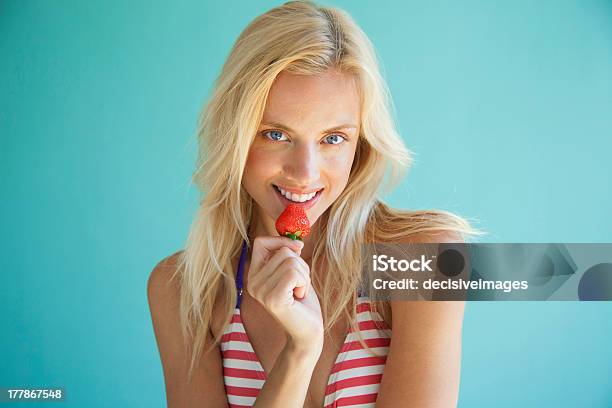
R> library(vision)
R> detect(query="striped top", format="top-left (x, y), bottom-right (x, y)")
top-left (220, 240), bottom-right (392, 407)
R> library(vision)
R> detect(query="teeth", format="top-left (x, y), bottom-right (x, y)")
top-left (275, 186), bottom-right (319, 202)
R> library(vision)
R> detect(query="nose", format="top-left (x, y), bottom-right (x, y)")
top-left (282, 141), bottom-right (321, 187)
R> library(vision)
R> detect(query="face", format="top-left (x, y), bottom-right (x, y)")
top-left (242, 69), bottom-right (361, 237)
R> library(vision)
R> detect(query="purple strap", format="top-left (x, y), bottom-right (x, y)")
top-left (235, 239), bottom-right (248, 308)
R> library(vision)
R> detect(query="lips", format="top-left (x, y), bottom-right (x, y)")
top-left (272, 184), bottom-right (323, 210)
top-left (273, 184), bottom-right (322, 201)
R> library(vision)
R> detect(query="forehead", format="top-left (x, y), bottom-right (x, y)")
top-left (262, 70), bottom-right (360, 127)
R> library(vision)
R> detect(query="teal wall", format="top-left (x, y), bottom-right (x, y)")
top-left (1, 1), bottom-right (610, 406)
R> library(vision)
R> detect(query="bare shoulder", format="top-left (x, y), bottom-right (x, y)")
top-left (147, 251), bottom-right (184, 294)
top-left (147, 251), bottom-right (183, 295)
top-left (147, 251), bottom-right (228, 408)
top-left (390, 229), bottom-right (465, 335)
top-left (368, 230), bottom-right (464, 329)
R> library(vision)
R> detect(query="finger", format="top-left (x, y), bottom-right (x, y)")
top-left (251, 236), bottom-right (304, 271)
top-left (256, 249), bottom-right (305, 296)
top-left (279, 257), bottom-right (310, 299)
top-left (271, 258), bottom-right (309, 304)
top-left (292, 258), bottom-right (311, 298)
top-left (260, 246), bottom-right (299, 280)
top-left (250, 247), bottom-right (301, 299)
top-left (248, 244), bottom-right (296, 296)
top-left (295, 256), bottom-right (310, 275)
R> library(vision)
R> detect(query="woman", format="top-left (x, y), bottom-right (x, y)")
top-left (148, 1), bottom-right (478, 407)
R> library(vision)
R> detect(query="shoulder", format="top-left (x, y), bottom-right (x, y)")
top-left (147, 250), bottom-right (184, 297)
top-left (367, 229), bottom-right (464, 328)
top-left (147, 250), bottom-right (185, 346)
top-left (147, 250), bottom-right (186, 359)
top-left (389, 229), bottom-right (465, 333)
top-left (147, 249), bottom-right (225, 340)
top-left (147, 250), bottom-right (229, 406)
top-left (148, 250), bottom-right (184, 284)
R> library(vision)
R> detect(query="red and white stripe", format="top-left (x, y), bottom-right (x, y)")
top-left (220, 296), bottom-right (391, 408)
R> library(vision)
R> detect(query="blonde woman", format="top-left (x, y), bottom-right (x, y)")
top-left (148, 1), bottom-right (478, 407)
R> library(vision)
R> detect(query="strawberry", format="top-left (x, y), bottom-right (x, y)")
top-left (275, 204), bottom-right (311, 241)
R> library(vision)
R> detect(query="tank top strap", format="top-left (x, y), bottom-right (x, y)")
top-left (235, 239), bottom-right (248, 309)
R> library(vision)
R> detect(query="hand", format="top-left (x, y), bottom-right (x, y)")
top-left (246, 236), bottom-right (324, 351)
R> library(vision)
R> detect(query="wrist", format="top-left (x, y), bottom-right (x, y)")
top-left (284, 336), bottom-right (323, 362)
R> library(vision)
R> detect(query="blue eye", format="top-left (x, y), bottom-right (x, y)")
top-left (263, 130), bottom-right (288, 142)
top-left (262, 129), bottom-right (347, 145)
top-left (324, 134), bottom-right (346, 145)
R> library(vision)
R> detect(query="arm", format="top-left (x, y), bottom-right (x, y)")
top-left (243, 236), bottom-right (326, 407)
top-left (376, 301), bottom-right (465, 407)
top-left (147, 252), bottom-right (229, 408)
top-left (375, 231), bottom-right (466, 408)
top-left (252, 339), bottom-right (322, 408)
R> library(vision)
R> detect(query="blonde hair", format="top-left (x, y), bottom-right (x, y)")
top-left (173, 0), bottom-right (482, 381)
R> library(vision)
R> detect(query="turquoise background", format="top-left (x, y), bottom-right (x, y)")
top-left (1, 0), bottom-right (611, 406)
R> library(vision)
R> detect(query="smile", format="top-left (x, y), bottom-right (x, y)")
top-left (273, 185), bottom-right (322, 202)
top-left (272, 184), bottom-right (324, 209)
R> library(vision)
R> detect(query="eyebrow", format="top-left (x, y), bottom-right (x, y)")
top-left (261, 122), bottom-right (357, 134)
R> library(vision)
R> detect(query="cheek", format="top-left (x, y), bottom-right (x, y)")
top-left (323, 150), bottom-right (356, 188)
top-left (244, 148), bottom-right (279, 188)
top-left (246, 147), bottom-right (279, 171)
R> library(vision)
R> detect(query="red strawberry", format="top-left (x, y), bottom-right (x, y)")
top-left (275, 204), bottom-right (311, 241)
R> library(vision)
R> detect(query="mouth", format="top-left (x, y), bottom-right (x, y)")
top-left (272, 184), bottom-right (324, 210)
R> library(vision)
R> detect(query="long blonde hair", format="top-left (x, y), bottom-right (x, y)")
top-left (173, 0), bottom-right (482, 381)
